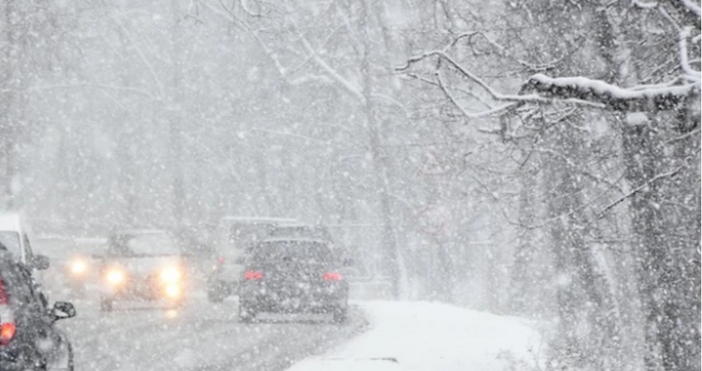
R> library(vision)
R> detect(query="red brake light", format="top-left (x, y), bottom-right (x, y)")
top-left (0, 322), bottom-right (15, 346)
top-left (244, 271), bottom-right (263, 280)
top-left (217, 257), bottom-right (225, 266)
top-left (323, 272), bottom-right (342, 281)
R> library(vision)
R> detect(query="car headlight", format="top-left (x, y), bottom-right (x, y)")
top-left (71, 260), bottom-right (87, 275)
top-left (106, 269), bottom-right (125, 285)
top-left (160, 267), bottom-right (181, 283)
top-left (165, 284), bottom-right (180, 298)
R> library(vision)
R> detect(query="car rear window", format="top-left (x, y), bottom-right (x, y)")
top-left (0, 232), bottom-right (21, 257)
top-left (252, 241), bottom-right (333, 265)
top-left (108, 233), bottom-right (178, 255)
top-left (228, 223), bottom-right (275, 249)
top-left (36, 239), bottom-right (79, 260)
top-left (269, 226), bottom-right (331, 241)
top-left (0, 261), bottom-right (34, 308)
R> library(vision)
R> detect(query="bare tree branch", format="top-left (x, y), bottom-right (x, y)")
top-left (398, 50), bottom-right (606, 108)
top-left (435, 68), bottom-right (518, 118)
top-left (596, 165), bottom-right (686, 217)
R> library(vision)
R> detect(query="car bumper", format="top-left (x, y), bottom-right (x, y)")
top-left (0, 347), bottom-right (41, 371)
top-left (103, 281), bottom-right (184, 302)
top-left (241, 283), bottom-right (348, 312)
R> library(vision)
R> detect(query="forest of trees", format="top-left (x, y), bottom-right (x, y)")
top-left (0, 1), bottom-right (698, 370)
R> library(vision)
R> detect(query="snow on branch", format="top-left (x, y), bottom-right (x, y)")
top-left (398, 51), bottom-right (605, 109)
top-left (632, 0), bottom-right (659, 9)
top-left (680, 0), bottom-right (701, 17)
top-left (679, 26), bottom-right (702, 80)
top-left (299, 37), bottom-right (365, 102)
top-left (524, 74), bottom-right (699, 111)
top-left (435, 68), bottom-right (518, 119)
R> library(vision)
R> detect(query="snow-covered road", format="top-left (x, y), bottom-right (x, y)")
top-left (57, 297), bottom-right (366, 371)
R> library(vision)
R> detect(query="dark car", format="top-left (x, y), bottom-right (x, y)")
top-left (267, 224), bottom-right (334, 243)
top-left (207, 217), bottom-right (297, 303)
top-left (0, 250), bottom-right (76, 371)
top-left (238, 238), bottom-right (349, 323)
top-left (97, 229), bottom-right (189, 311)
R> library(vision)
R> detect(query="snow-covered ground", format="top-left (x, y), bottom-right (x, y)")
top-left (58, 294), bottom-right (366, 371)
top-left (288, 301), bottom-right (544, 371)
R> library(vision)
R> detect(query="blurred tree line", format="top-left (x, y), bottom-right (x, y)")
top-left (0, 1), bottom-right (698, 370)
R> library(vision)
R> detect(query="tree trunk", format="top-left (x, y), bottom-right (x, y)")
top-left (359, 0), bottom-right (399, 298)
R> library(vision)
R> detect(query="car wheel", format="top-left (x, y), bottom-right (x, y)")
top-left (100, 297), bottom-right (113, 312)
top-left (238, 303), bottom-right (256, 323)
top-left (66, 341), bottom-right (75, 371)
top-left (47, 337), bottom-right (74, 371)
top-left (332, 306), bottom-right (348, 324)
top-left (207, 289), bottom-right (224, 303)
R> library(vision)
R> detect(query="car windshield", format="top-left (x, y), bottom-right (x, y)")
top-left (0, 231), bottom-right (21, 257)
top-left (108, 233), bottom-right (178, 256)
top-left (227, 223), bottom-right (274, 249)
top-left (252, 241), bottom-right (333, 266)
top-left (269, 226), bottom-right (328, 240)
top-left (36, 239), bottom-right (79, 260)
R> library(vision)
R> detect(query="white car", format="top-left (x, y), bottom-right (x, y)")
top-left (0, 213), bottom-right (50, 271)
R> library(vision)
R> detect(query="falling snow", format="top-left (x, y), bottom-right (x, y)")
top-left (0, 1), bottom-right (699, 371)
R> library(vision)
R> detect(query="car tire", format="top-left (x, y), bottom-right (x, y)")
top-left (100, 297), bottom-right (113, 312)
top-left (238, 303), bottom-right (256, 323)
top-left (332, 306), bottom-right (348, 324)
top-left (66, 341), bottom-right (75, 371)
top-left (47, 337), bottom-right (74, 371)
top-left (207, 289), bottom-right (224, 303)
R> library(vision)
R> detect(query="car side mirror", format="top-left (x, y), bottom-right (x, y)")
top-left (33, 255), bottom-right (50, 270)
top-left (52, 301), bottom-right (76, 321)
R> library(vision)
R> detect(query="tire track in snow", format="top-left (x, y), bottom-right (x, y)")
top-left (187, 306), bottom-right (368, 371)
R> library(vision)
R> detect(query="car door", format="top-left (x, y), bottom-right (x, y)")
top-left (7, 263), bottom-right (58, 360)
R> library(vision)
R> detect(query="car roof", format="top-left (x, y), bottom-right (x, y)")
top-left (219, 216), bottom-right (298, 224)
top-left (272, 223), bottom-right (316, 229)
top-left (112, 229), bottom-right (170, 235)
top-left (259, 237), bottom-right (329, 245)
top-left (0, 249), bottom-right (19, 263)
top-left (36, 235), bottom-right (76, 241)
top-left (0, 213), bottom-right (23, 232)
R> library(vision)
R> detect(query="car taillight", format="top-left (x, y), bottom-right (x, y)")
top-left (323, 272), bottom-right (342, 281)
top-left (0, 277), bottom-right (13, 346)
top-left (244, 271), bottom-right (263, 280)
top-left (217, 257), bottom-right (225, 266)
top-left (0, 322), bottom-right (15, 346)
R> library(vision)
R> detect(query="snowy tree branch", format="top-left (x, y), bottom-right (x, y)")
top-left (435, 68), bottom-right (518, 118)
top-left (523, 74), bottom-right (699, 111)
top-left (111, 18), bottom-right (166, 100)
top-left (596, 165), bottom-right (686, 217)
top-left (198, 0), bottom-right (288, 77)
top-left (679, 26), bottom-right (702, 80)
top-left (299, 36), bottom-right (365, 102)
top-left (398, 51), bottom-right (605, 108)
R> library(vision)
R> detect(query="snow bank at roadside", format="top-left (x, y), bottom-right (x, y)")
top-left (288, 301), bottom-right (544, 371)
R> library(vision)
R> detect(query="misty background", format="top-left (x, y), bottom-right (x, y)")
top-left (0, 1), bottom-right (699, 371)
